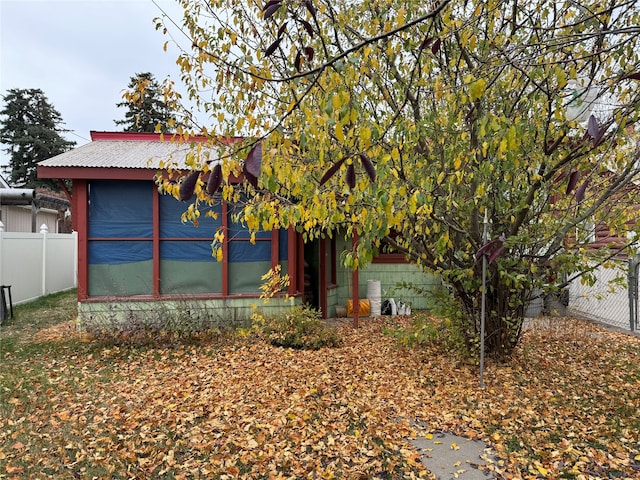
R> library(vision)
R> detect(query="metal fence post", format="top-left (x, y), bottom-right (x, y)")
top-left (629, 255), bottom-right (640, 331)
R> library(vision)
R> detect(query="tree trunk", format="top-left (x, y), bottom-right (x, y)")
top-left (454, 279), bottom-right (528, 359)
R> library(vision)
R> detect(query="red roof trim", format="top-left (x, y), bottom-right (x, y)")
top-left (89, 131), bottom-right (244, 144)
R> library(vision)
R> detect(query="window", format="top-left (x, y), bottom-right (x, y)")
top-left (87, 180), bottom-right (153, 296)
top-left (372, 231), bottom-right (408, 264)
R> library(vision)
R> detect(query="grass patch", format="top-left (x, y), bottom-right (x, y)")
top-left (0, 289), bottom-right (78, 344)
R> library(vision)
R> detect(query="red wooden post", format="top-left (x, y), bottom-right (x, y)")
top-left (320, 237), bottom-right (327, 318)
top-left (271, 228), bottom-right (279, 270)
top-left (222, 201), bottom-right (229, 296)
top-left (75, 179), bottom-right (88, 302)
top-left (152, 186), bottom-right (160, 297)
top-left (287, 228), bottom-right (297, 296)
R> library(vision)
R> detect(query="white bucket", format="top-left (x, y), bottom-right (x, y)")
top-left (367, 280), bottom-right (382, 316)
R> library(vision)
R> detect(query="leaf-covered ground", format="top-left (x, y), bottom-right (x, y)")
top-left (2, 300), bottom-right (640, 479)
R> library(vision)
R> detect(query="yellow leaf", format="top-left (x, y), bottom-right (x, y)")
top-left (350, 108), bottom-right (358, 123)
top-left (396, 7), bottom-right (406, 25)
top-left (507, 125), bottom-right (517, 150)
top-left (499, 137), bottom-right (508, 155)
top-left (556, 68), bottom-right (567, 88)
top-left (361, 126), bottom-right (371, 146)
top-left (469, 34), bottom-right (477, 49)
top-left (536, 464), bottom-right (548, 476)
top-left (335, 122), bottom-right (345, 142)
top-left (332, 94), bottom-right (341, 111)
top-left (409, 193), bottom-right (417, 214)
top-left (435, 76), bottom-right (443, 100)
top-left (469, 78), bottom-right (486, 101)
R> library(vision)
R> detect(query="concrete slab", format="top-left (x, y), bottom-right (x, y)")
top-left (407, 423), bottom-right (498, 479)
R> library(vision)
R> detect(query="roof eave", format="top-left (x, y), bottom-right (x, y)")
top-left (37, 166), bottom-right (161, 181)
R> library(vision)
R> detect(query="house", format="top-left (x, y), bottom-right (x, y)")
top-left (0, 173), bottom-right (76, 307)
top-left (38, 131), bottom-right (436, 329)
top-left (0, 173), bottom-right (70, 233)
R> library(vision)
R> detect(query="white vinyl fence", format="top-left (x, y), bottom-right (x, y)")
top-left (568, 260), bottom-right (635, 330)
top-left (0, 230), bottom-right (77, 305)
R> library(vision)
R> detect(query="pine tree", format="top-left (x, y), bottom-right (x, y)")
top-left (115, 72), bottom-right (177, 133)
top-left (0, 88), bottom-right (75, 190)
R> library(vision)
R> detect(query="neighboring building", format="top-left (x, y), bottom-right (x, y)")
top-left (38, 131), bottom-right (436, 329)
top-left (0, 173), bottom-right (70, 233)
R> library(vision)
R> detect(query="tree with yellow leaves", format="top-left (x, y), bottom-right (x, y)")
top-left (156, 0), bottom-right (640, 357)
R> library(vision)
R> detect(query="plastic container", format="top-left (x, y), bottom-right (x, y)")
top-left (366, 280), bottom-right (382, 316)
top-left (389, 298), bottom-right (397, 315)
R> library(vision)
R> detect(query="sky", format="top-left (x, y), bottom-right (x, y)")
top-left (0, 0), bottom-right (193, 168)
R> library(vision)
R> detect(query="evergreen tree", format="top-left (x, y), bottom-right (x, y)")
top-left (0, 88), bottom-right (75, 190)
top-left (115, 72), bottom-right (177, 133)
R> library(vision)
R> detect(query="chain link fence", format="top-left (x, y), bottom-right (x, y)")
top-left (568, 259), bottom-right (638, 331)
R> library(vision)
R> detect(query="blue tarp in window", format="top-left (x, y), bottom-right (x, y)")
top-left (87, 180), bottom-right (290, 266)
top-left (228, 240), bottom-right (271, 262)
top-left (159, 194), bottom-right (222, 238)
top-left (160, 240), bottom-right (216, 262)
top-left (228, 220), bottom-right (272, 240)
top-left (89, 181), bottom-right (152, 238)
top-left (88, 240), bottom-right (152, 265)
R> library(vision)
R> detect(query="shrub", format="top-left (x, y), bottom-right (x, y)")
top-left (248, 305), bottom-right (342, 350)
top-left (81, 301), bottom-right (231, 347)
top-left (384, 286), bottom-right (476, 358)
top-left (384, 314), bottom-right (440, 348)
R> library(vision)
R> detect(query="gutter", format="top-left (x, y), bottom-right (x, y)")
top-left (0, 188), bottom-right (36, 205)
top-left (0, 189), bottom-right (70, 232)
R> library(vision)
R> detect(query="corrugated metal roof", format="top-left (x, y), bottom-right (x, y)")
top-left (38, 139), bottom-right (220, 170)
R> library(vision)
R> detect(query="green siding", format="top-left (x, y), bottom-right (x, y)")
top-left (160, 260), bottom-right (223, 294)
top-left (88, 262), bottom-right (153, 296)
top-left (229, 261), bottom-right (272, 293)
top-left (78, 296), bottom-right (301, 331)
top-left (331, 238), bottom-right (439, 313)
top-left (326, 286), bottom-right (339, 317)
